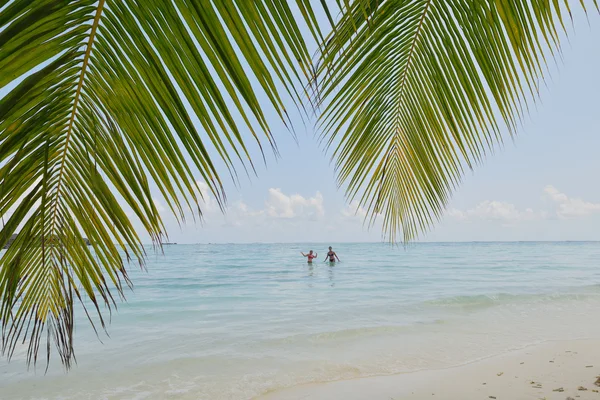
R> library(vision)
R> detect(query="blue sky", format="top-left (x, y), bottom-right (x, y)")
top-left (3, 4), bottom-right (600, 244)
top-left (150, 6), bottom-right (600, 243)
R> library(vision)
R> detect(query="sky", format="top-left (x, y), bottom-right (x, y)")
top-left (148, 5), bottom-right (600, 244)
top-left (3, 3), bottom-right (600, 244)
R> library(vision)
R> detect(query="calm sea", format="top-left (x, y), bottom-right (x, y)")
top-left (2, 242), bottom-right (600, 399)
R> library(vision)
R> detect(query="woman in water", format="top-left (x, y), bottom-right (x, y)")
top-left (301, 250), bottom-right (317, 263)
top-left (324, 246), bottom-right (340, 263)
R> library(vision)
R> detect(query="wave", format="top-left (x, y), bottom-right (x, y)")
top-left (421, 284), bottom-right (600, 309)
top-left (265, 319), bottom-right (446, 347)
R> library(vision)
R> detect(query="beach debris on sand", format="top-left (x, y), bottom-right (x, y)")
top-left (595, 376), bottom-right (600, 386)
top-left (553, 387), bottom-right (564, 392)
top-left (496, 372), bottom-right (503, 376)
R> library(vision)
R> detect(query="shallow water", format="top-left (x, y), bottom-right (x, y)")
top-left (2, 242), bottom-right (600, 399)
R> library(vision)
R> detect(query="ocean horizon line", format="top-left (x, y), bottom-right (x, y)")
top-left (143, 240), bottom-right (600, 245)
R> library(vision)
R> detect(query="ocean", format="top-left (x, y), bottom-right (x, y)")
top-left (2, 242), bottom-right (600, 399)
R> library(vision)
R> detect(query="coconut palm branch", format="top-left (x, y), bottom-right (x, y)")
top-left (316, 0), bottom-right (594, 241)
top-left (0, 0), bottom-right (322, 368)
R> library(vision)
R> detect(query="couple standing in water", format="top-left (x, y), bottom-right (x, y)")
top-left (301, 246), bottom-right (340, 264)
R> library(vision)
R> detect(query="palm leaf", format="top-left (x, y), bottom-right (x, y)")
top-left (316, 0), bottom-right (592, 241)
top-left (0, 0), bottom-right (322, 368)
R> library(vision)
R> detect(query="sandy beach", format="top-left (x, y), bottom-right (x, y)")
top-left (259, 339), bottom-right (600, 400)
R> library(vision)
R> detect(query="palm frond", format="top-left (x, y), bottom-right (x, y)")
top-left (0, 0), bottom-right (322, 368)
top-left (317, 0), bottom-right (587, 241)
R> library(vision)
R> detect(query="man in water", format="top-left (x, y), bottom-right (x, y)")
top-left (324, 246), bottom-right (340, 263)
top-left (301, 250), bottom-right (317, 263)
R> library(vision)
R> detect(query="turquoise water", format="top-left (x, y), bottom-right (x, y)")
top-left (2, 242), bottom-right (600, 399)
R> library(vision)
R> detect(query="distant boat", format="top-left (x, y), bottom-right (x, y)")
top-left (161, 242), bottom-right (177, 245)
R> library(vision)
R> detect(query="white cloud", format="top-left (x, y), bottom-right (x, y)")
top-left (152, 184), bottom-right (600, 242)
top-left (153, 199), bottom-right (166, 213)
top-left (230, 200), bottom-right (263, 218)
top-left (193, 188), bottom-right (327, 230)
top-left (446, 208), bottom-right (467, 220)
top-left (135, 183), bottom-right (600, 243)
top-left (341, 200), bottom-right (368, 219)
top-left (447, 200), bottom-right (546, 223)
top-left (447, 185), bottom-right (600, 225)
top-left (235, 201), bottom-right (249, 213)
top-left (469, 201), bottom-right (545, 222)
top-left (544, 185), bottom-right (600, 219)
top-left (264, 188), bottom-right (324, 220)
top-left (149, 181), bottom-right (217, 218)
top-left (196, 181), bottom-right (217, 213)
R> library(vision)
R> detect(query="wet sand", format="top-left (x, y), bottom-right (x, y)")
top-left (259, 339), bottom-right (600, 400)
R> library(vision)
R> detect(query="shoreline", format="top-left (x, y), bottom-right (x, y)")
top-left (258, 338), bottom-right (600, 400)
